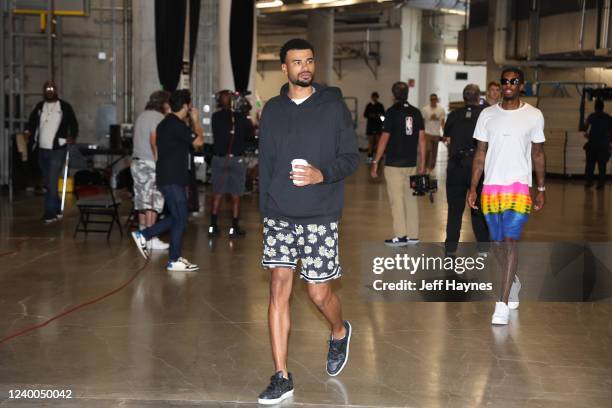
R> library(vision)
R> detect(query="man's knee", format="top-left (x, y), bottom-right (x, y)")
top-left (270, 268), bottom-right (293, 302)
top-left (307, 283), bottom-right (332, 309)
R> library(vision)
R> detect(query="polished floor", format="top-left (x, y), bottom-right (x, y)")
top-left (1, 150), bottom-right (612, 407)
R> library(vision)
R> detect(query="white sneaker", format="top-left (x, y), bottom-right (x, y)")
top-left (491, 302), bottom-right (510, 325)
top-left (166, 257), bottom-right (199, 272)
top-left (508, 275), bottom-right (521, 310)
top-left (149, 237), bottom-right (170, 250)
top-left (131, 230), bottom-right (149, 259)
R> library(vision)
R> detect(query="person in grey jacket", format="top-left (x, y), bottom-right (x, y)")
top-left (256, 38), bottom-right (359, 405)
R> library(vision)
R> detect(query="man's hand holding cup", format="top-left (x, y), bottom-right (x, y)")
top-left (290, 159), bottom-right (323, 186)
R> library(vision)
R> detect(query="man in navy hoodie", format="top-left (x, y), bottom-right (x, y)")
top-left (257, 38), bottom-right (359, 405)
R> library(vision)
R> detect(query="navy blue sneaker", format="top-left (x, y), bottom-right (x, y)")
top-left (257, 371), bottom-right (294, 405)
top-left (326, 320), bottom-right (352, 376)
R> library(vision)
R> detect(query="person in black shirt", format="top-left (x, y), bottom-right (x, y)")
top-left (363, 92), bottom-right (385, 162)
top-left (584, 99), bottom-right (611, 190)
top-left (370, 81), bottom-right (426, 246)
top-left (208, 90), bottom-right (253, 238)
top-left (131, 89), bottom-right (204, 272)
top-left (442, 84), bottom-right (489, 257)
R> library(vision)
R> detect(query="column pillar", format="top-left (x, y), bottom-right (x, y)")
top-left (400, 6), bottom-right (422, 107)
top-left (132, 0), bottom-right (159, 117)
top-left (307, 10), bottom-right (334, 86)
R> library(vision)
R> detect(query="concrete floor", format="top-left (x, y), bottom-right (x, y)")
top-left (1, 151), bottom-right (612, 407)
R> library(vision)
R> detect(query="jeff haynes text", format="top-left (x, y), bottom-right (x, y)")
top-left (372, 279), bottom-right (493, 292)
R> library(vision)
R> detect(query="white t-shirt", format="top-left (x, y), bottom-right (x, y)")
top-left (421, 104), bottom-right (445, 135)
top-left (473, 103), bottom-right (545, 187)
top-left (291, 88), bottom-right (315, 105)
top-left (39, 101), bottom-right (63, 149)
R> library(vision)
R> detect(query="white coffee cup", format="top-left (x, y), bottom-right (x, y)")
top-left (291, 159), bottom-right (308, 186)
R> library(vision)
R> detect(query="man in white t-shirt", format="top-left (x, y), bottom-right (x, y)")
top-left (468, 67), bottom-right (546, 326)
top-left (421, 93), bottom-right (446, 172)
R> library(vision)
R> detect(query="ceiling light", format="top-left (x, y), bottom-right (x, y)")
top-left (439, 8), bottom-right (467, 16)
top-left (256, 0), bottom-right (284, 8)
top-left (445, 47), bottom-right (459, 61)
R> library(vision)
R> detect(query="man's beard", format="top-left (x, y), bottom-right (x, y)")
top-left (290, 73), bottom-right (313, 88)
top-left (44, 93), bottom-right (58, 101)
top-left (502, 92), bottom-right (518, 101)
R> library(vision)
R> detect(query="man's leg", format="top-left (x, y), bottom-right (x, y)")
top-left (165, 185), bottom-right (188, 261)
top-left (47, 149), bottom-right (66, 216)
top-left (471, 174), bottom-right (490, 252)
top-left (403, 167), bottom-right (419, 240)
top-left (38, 149), bottom-right (52, 217)
top-left (145, 210), bottom-right (158, 227)
top-left (367, 133), bottom-right (374, 159)
top-left (597, 151), bottom-right (608, 188)
top-left (499, 238), bottom-right (518, 303)
top-left (585, 150), bottom-right (596, 187)
top-left (384, 166), bottom-right (408, 238)
top-left (306, 282), bottom-right (346, 340)
top-left (269, 267), bottom-right (294, 377)
top-left (445, 162), bottom-right (465, 254)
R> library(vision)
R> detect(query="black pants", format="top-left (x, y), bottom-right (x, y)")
top-left (585, 147), bottom-right (610, 187)
top-left (445, 155), bottom-right (490, 253)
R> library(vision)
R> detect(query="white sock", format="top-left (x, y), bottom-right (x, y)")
top-left (139, 224), bottom-right (146, 231)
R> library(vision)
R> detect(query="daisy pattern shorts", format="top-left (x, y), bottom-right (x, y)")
top-left (261, 217), bottom-right (342, 283)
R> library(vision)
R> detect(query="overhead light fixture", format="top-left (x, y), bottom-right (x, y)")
top-left (445, 47), bottom-right (459, 61)
top-left (303, 0), bottom-right (337, 5)
top-left (439, 8), bottom-right (467, 16)
top-left (256, 0), bottom-right (284, 8)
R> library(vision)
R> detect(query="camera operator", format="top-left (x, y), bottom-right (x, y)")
top-left (208, 90), bottom-right (253, 238)
top-left (371, 82), bottom-right (426, 246)
top-left (442, 84), bottom-right (490, 257)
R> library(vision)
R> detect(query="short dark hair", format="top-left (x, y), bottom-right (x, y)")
top-left (169, 89), bottom-right (191, 113)
top-left (392, 82), bottom-right (409, 101)
top-left (430, 93), bottom-right (438, 99)
top-left (280, 38), bottom-right (315, 64)
top-left (595, 98), bottom-right (605, 112)
top-left (501, 66), bottom-right (525, 83)
top-left (463, 84), bottom-right (480, 104)
top-left (145, 90), bottom-right (170, 113)
top-left (371, 92), bottom-right (379, 98)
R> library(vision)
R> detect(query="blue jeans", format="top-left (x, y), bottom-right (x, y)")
top-left (142, 184), bottom-right (188, 262)
top-left (38, 148), bottom-right (67, 218)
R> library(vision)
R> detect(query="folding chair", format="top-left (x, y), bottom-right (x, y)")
top-left (73, 169), bottom-right (123, 240)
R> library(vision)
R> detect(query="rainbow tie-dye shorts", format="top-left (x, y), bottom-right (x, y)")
top-left (481, 182), bottom-right (532, 241)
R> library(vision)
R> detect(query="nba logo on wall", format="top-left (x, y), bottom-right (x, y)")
top-left (405, 117), bottom-right (413, 135)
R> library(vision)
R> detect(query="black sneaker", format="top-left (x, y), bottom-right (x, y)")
top-left (207, 224), bottom-right (220, 237)
top-left (228, 226), bottom-right (246, 238)
top-left (326, 320), bottom-right (352, 376)
top-left (257, 371), bottom-right (294, 405)
top-left (384, 236), bottom-right (408, 247)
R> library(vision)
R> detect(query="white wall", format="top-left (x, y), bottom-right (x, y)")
top-left (418, 63), bottom-right (487, 111)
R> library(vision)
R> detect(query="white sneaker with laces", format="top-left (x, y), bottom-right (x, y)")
top-left (491, 302), bottom-right (510, 325)
top-left (167, 257), bottom-right (199, 272)
top-left (149, 237), bottom-right (170, 250)
top-left (508, 275), bottom-right (521, 309)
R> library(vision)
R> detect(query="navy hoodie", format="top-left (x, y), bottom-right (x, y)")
top-left (258, 83), bottom-right (359, 224)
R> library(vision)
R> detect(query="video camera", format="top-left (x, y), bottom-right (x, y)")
top-left (410, 174), bottom-right (438, 203)
top-left (231, 90), bottom-right (252, 114)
